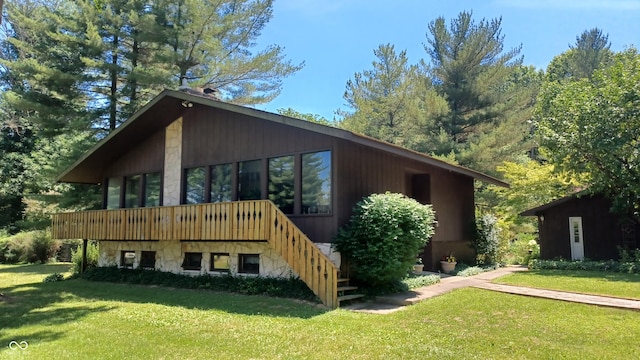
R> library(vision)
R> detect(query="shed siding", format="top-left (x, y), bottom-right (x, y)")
top-left (537, 195), bottom-right (624, 260)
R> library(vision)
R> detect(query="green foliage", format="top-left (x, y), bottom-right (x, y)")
top-left (530, 256), bottom-right (640, 274)
top-left (474, 213), bottom-right (500, 265)
top-left (71, 241), bottom-right (99, 274)
top-left (334, 192), bottom-right (436, 286)
top-left (455, 264), bottom-right (499, 277)
top-left (0, 230), bottom-right (59, 264)
top-left (80, 266), bottom-right (318, 302)
top-left (536, 48), bottom-right (640, 217)
top-left (339, 44), bottom-right (449, 151)
top-left (277, 108), bottom-right (335, 126)
top-left (546, 28), bottom-right (612, 82)
top-left (29, 230), bottom-right (61, 264)
top-left (43, 272), bottom-right (65, 283)
top-left (426, 11), bottom-right (539, 175)
top-left (501, 234), bottom-right (540, 265)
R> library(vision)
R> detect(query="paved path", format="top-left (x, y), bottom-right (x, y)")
top-left (343, 266), bottom-right (640, 314)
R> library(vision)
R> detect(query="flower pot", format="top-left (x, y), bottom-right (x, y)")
top-left (440, 261), bottom-right (456, 274)
top-left (413, 264), bottom-right (424, 274)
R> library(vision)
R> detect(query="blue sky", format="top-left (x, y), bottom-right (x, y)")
top-left (256, 0), bottom-right (640, 120)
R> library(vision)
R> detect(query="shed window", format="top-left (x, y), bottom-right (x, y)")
top-left (238, 254), bottom-right (260, 274)
top-left (302, 151), bottom-right (331, 214)
top-left (238, 160), bottom-right (261, 200)
top-left (185, 167), bottom-right (206, 204)
top-left (268, 156), bottom-right (295, 214)
top-left (211, 164), bottom-right (232, 203)
top-left (106, 177), bottom-right (121, 209)
top-left (144, 173), bottom-right (161, 207)
top-left (182, 252), bottom-right (202, 271)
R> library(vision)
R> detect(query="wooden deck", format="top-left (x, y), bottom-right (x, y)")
top-left (51, 200), bottom-right (338, 308)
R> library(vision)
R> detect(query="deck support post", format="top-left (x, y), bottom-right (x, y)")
top-left (81, 239), bottom-right (88, 274)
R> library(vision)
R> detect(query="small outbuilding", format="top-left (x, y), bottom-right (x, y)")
top-left (521, 193), bottom-right (639, 261)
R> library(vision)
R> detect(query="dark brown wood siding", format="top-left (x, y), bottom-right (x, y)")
top-left (335, 140), bottom-right (476, 269)
top-left (180, 106), bottom-right (339, 243)
top-left (536, 194), bottom-right (635, 260)
top-left (105, 129), bottom-right (165, 177)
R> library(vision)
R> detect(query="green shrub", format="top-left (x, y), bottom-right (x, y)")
top-left (530, 257), bottom-right (640, 274)
top-left (0, 231), bottom-right (39, 264)
top-left (334, 192), bottom-right (436, 286)
top-left (71, 241), bottom-right (99, 273)
top-left (43, 272), bottom-right (65, 283)
top-left (474, 213), bottom-right (500, 265)
top-left (80, 267), bottom-right (319, 302)
top-left (29, 230), bottom-right (61, 263)
top-left (501, 233), bottom-right (539, 265)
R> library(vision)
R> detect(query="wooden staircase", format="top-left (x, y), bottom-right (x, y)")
top-left (337, 277), bottom-right (365, 304)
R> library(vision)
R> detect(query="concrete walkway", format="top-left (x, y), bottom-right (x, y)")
top-left (343, 266), bottom-right (640, 314)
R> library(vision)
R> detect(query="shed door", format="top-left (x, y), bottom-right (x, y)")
top-left (569, 217), bottom-right (584, 260)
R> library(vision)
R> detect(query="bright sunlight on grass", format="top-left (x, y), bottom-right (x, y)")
top-left (2, 264), bottom-right (640, 359)
top-left (495, 270), bottom-right (640, 300)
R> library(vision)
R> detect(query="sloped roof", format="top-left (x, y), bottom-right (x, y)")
top-left (520, 191), bottom-right (591, 216)
top-left (58, 89), bottom-right (509, 187)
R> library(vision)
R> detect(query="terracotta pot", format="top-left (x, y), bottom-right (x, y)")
top-left (440, 261), bottom-right (456, 274)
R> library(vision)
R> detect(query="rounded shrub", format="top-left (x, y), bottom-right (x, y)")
top-left (334, 192), bottom-right (436, 286)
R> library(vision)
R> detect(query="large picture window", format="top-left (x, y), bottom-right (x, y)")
top-left (144, 173), bottom-right (161, 207)
top-left (210, 164), bottom-right (232, 203)
top-left (185, 167), bottom-right (206, 204)
top-left (268, 156), bottom-right (294, 214)
top-left (302, 151), bottom-right (331, 214)
top-left (238, 160), bottom-right (261, 200)
top-left (125, 175), bottom-right (141, 208)
top-left (106, 177), bottom-right (121, 209)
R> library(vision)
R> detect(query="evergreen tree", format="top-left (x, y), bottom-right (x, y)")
top-left (339, 44), bottom-right (448, 151)
top-left (425, 11), bottom-right (537, 174)
top-left (546, 28), bottom-right (612, 82)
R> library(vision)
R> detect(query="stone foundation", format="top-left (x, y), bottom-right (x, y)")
top-left (98, 240), bottom-right (296, 278)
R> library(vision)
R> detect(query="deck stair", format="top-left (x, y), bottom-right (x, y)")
top-left (337, 278), bottom-right (365, 304)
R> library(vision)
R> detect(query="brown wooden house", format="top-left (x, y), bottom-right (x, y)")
top-left (51, 89), bottom-right (507, 307)
top-left (521, 193), bottom-right (640, 261)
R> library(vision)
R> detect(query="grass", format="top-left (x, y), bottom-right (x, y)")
top-left (495, 270), bottom-right (640, 300)
top-left (1, 264), bottom-right (640, 359)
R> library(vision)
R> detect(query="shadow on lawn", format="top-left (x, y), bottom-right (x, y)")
top-left (58, 279), bottom-right (329, 319)
top-left (0, 282), bottom-right (113, 355)
top-left (0, 263), bottom-right (72, 275)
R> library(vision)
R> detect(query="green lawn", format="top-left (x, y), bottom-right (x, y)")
top-left (495, 270), bottom-right (640, 300)
top-left (2, 264), bottom-right (640, 359)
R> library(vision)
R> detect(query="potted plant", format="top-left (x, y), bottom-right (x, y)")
top-left (413, 257), bottom-right (424, 274)
top-left (440, 254), bottom-right (457, 274)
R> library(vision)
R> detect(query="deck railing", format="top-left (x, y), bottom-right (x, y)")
top-left (51, 201), bottom-right (338, 308)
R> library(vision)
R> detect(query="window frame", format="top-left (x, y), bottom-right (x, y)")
top-left (140, 251), bottom-right (156, 270)
top-left (181, 252), bottom-right (203, 271)
top-left (210, 252), bottom-right (230, 272)
top-left (120, 250), bottom-right (136, 269)
top-left (238, 254), bottom-right (260, 274)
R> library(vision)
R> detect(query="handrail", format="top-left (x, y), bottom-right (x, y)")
top-left (51, 200), bottom-right (338, 308)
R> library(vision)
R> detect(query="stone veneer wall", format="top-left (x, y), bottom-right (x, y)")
top-left (163, 118), bottom-right (183, 206)
top-left (98, 240), bottom-right (296, 278)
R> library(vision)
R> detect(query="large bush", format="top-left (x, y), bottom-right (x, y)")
top-left (474, 213), bottom-right (500, 265)
top-left (334, 192), bottom-right (436, 286)
top-left (30, 231), bottom-right (61, 263)
top-left (71, 241), bottom-right (100, 273)
top-left (0, 230), bottom-right (60, 264)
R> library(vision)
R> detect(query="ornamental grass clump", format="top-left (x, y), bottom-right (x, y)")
top-left (334, 192), bottom-right (436, 286)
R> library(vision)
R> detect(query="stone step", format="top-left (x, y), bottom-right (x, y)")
top-left (337, 286), bottom-right (358, 292)
top-left (338, 294), bottom-right (365, 302)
